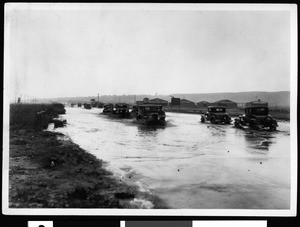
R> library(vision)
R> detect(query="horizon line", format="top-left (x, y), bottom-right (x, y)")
top-left (34, 90), bottom-right (290, 100)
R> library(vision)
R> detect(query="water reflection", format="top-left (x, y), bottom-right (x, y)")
top-left (53, 108), bottom-right (291, 209)
top-left (242, 130), bottom-right (277, 152)
top-left (137, 124), bottom-right (166, 136)
top-left (208, 124), bottom-right (228, 137)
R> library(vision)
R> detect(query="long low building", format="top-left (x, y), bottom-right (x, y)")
top-left (211, 99), bottom-right (237, 109)
top-left (180, 99), bottom-right (196, 108)
top-left (149, 98), bottom-right (169, 106)
top-left (197, 99), bottom-right (237, 109)
top-left (197, 101), bottom-right (211, 108)
top-left (136, 97), bottom-right (169, 106)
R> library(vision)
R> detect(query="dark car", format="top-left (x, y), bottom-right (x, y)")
top-left (130, 105), bottom-right (138, 118)
top-left (83, 103), bottom-right (92, 109)
top-left (97, 102), bottom-right (104, 108)
top-left (201, 106), bottom-right (231, 124)
top-left (114, 103), bottom-right (130, 117)
top-left (136, 104), bottom-right (166, 125)
top-left (103, 103), bottom-right (114, 113)
top-left (234, 106), bottom-right (278, 131)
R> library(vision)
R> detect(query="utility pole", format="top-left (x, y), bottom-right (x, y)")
top-left (97, 93), bottom-right (99, 102)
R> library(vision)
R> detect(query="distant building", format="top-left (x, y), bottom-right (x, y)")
top-left (212, 99), bottom-right (237, 109)
top-left (149, 98), bottom-right (168, 106)
top-left (136, 97), bottom-right (149, 105)
top-left (245, 100), bottom-right (268, 107)
top-left (180, 99), bottom-right (196, 108)
top-left (197, 101), bottom-right (211, 108)
top-left (171, 97), bottom-right (181, 106)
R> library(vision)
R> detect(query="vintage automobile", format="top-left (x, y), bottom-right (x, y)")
top-left (201, 106), bottom-right (231, 124)
top-left (97, 102), bottom-right (104, 108)
top-left (130, 105), bottom-right (138, 118)
top-left (102, 103), bottom-right (114, 114)
top-left (114, 103), bottom-right (131, 118)
top-left (234, 106), bottom-right (278, 131)
top-left (83, 103), bottom-right (92, 109)
top-left (136, 104), bottom-right (166, 125)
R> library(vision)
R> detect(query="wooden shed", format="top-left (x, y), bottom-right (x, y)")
top-left (149, 98), bottom-right (169, 106)
top-left (180, 99), bottom-right (196, 108)
top-left (212, 99), bottom-right (237, 109)
top-left (197, 101), bottom-right (211, 108)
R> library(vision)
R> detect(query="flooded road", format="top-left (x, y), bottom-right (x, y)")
top-left (53, 107), bottom-right (290, 209)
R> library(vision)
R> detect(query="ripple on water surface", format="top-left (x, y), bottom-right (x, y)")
top-left (53, 108), bottom-right (291, 209)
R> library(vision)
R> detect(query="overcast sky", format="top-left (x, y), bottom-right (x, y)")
top-left (5, 4), bottom-right (293, 99)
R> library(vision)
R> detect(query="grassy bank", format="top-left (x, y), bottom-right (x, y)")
top-left (9, 104), bottom-right (166, 208)
top-left (10, 103), bottom-right (66, 130)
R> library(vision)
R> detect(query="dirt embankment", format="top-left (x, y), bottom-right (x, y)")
top-left (9, 128), bottom-right (166, 208)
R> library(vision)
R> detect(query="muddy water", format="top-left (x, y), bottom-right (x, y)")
top-left (53, 107), bottom-right (290, 209)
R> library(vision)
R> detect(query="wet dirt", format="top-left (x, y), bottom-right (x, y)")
top-left (9, 128), bottom-right (167, 208)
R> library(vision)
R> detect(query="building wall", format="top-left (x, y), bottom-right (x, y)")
top-left (149, 99), bottom-right (169, 106)
top-left (171, 97), bottom-right (181, 106)
top-left (245, 101), bottom-right (268, 107)
top-left (180, 100), bottom-right (196, 108)
top-left (197, 102), bottom-right (211, 108)
top-left (213, 101), bottom-right (237, 109)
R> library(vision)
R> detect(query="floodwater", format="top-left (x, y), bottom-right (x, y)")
top-left (53, 107), bottom-right (290, 209)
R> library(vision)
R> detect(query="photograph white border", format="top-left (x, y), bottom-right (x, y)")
top-left (2, 3), bottom-right (298, 216)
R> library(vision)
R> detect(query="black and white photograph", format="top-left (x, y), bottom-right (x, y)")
top-left (2, 3), bottom-right (297, 216)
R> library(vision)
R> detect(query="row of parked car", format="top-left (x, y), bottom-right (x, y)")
top-left (102, 103), bottom-right (166, 125)
top-left (201, 105), bottom-right (278, 131)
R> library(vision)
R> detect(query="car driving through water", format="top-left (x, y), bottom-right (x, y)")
top-left (136, 104), bottom-right (166, 125)
top-left (234, 105), bottom-right (278, 131)
top-left (201, 106), bottom-right (231, 124)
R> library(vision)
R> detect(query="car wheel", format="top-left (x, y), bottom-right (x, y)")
top-left (249, 118), bottom-right (258, 129)
top-left (270, 124), bottom-right (277, 131)
top-left (211, 116), bottom-right (216, 124)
